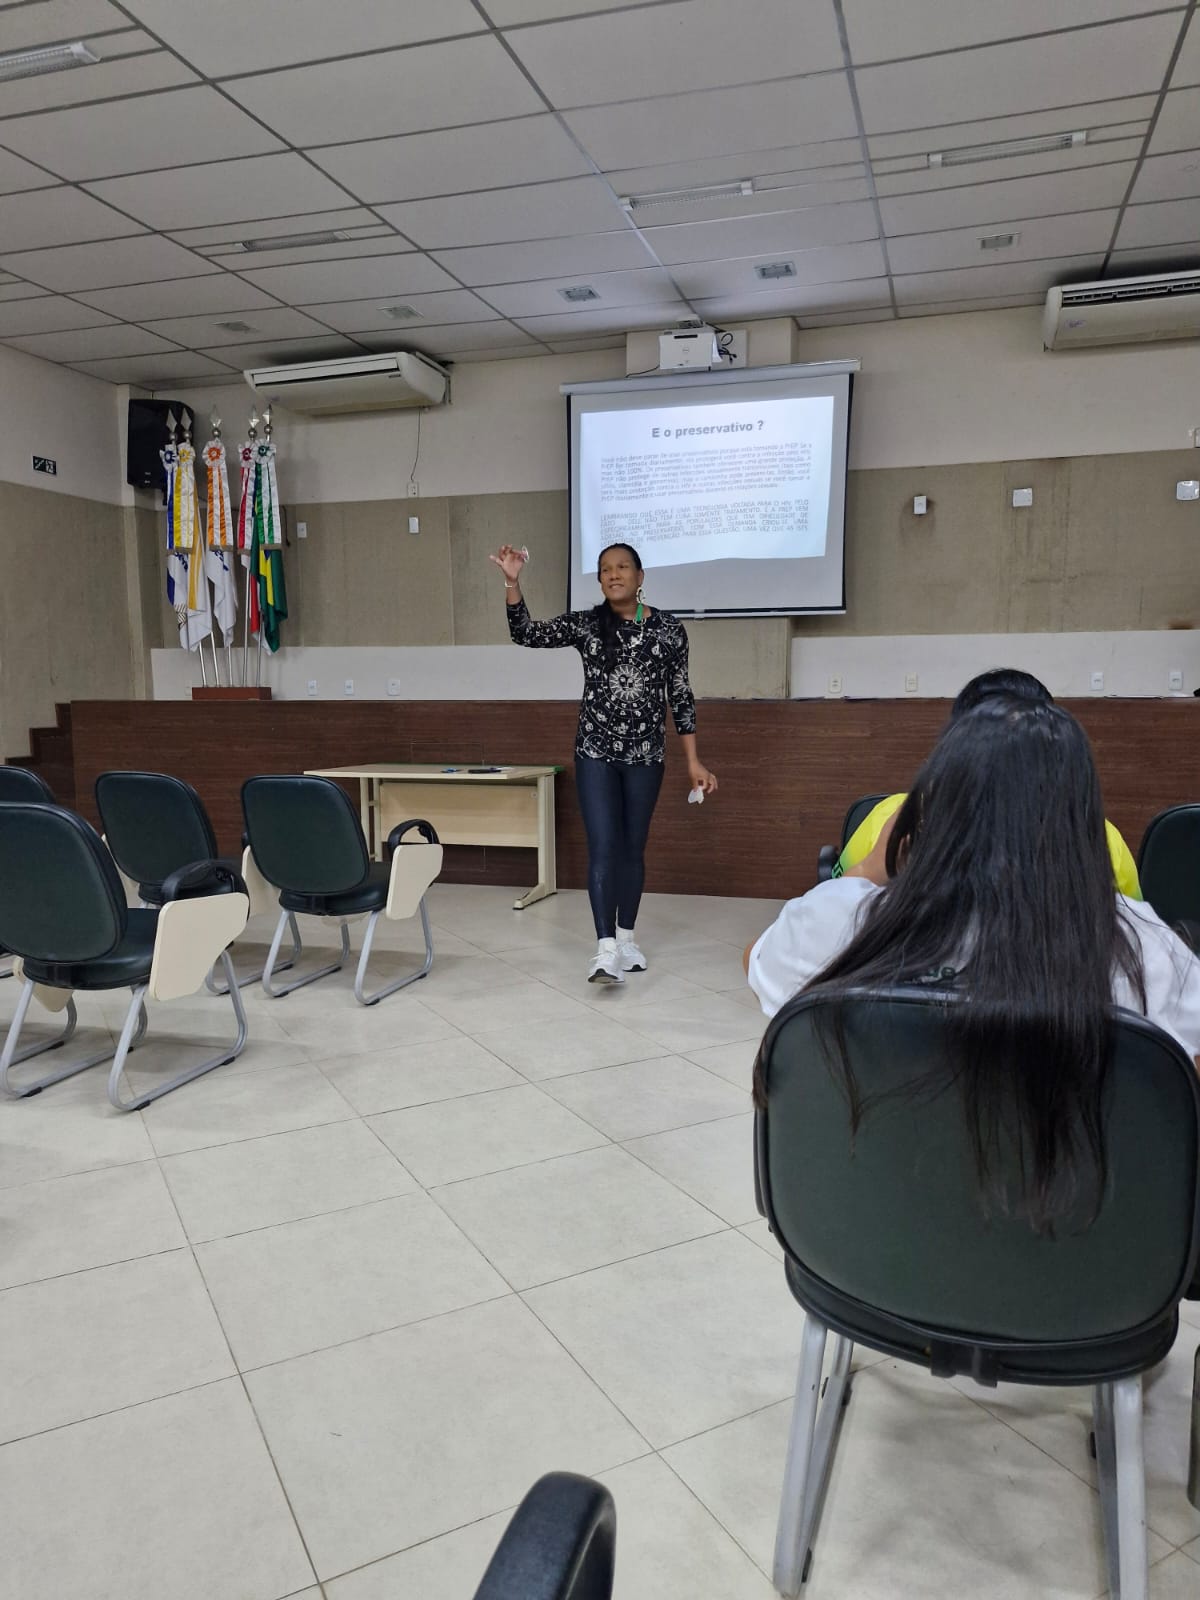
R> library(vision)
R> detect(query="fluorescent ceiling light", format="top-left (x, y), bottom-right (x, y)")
top-left (928, 130), bottom-right (1086, 168)
top-left (233, 229), bottom-right (355, 253)
top-left (620, 179), bottom-right (754, 212)
top-left (0, 41), bottom-right (99, 81)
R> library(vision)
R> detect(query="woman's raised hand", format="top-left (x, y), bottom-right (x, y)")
top-left (489, 544), bottom-right (528, 583)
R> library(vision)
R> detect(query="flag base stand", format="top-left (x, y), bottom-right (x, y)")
top-left (191, 687), bottom-right (273, 701)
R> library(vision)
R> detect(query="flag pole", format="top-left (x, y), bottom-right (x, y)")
top-left (240, 411), bottom-right (258, 688)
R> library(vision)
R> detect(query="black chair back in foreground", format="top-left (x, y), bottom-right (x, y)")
top-left (94, 769), bottom-right (300, 990)
top-left (814, 793), bottom-right (891, 883)
top-left (0, 803), bottom-right (250, 1110)
top-left (1137, 804), bottom-right (1200, 950)
top-left (756, 987), bottom-right (1200, 1598)
top-left (472, 1473), bottom-right (616, 1600)
top-left (0, 767), bottom-right (55, 982)
top-left (242, 775), bottom-right (443, 1006)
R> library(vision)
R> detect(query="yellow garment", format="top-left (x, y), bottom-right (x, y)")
top-left (837, 793), bottom-right (1142, 899)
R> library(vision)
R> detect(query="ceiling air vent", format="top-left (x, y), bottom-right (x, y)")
top-left (558, 285), bottom-right (601, 303)
top-left (755, 260), bottom-right (797, 281)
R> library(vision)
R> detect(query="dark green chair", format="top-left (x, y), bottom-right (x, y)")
top-left (815, 793), bottom-right (890, 883)
top-left (472, 1472), bottom-right (615, 1600)
top-left (1137, 804), bottom-right (1200, 949)
top-left (0, 767), bottom-right (55, 982)
top-left (0, 803), bottom-right (250, 1111)
top-left (94, 769), bottom-right (300, 990)
top-left (755, 988), bottom-right (1200, 1598)
top-left (242, 775), bottom-right (442, 1006)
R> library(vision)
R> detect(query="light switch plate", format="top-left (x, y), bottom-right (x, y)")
top-left (387, 678), bottom-right (402, 697)
top-left (1176, 480), bottom-right (1199, 501)
top-left (296, 520), bottom-right (307, 538)
top-left (306, 679), bottom-right (318, 697)
top-left (1169, 669), bottom-right (1184, 691)
top-left (344, 678), bottom-right (355, 696)
top-left (912, 495), bottom-right (927, 515)
top-left (408, 516), bottom-right (420, 533)
top-left (1090, 670), bottom-right (1104, 692)
top-left (1012, 487), bottom-right (1033, 508)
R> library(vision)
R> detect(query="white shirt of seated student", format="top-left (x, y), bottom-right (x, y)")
top-left (747, 878), bottom-right (1200, 1060)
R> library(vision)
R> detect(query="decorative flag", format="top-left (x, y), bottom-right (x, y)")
top-left (203, 424), bottom-right (237, 645)
top-left (160, 424), bottom-right (187, 624)
top-left (169, 422), bottom-right (212, 651)
top-left (206, 544), bottom-right (238, 638)
top-left (255, 436), bottom-right (283, 548)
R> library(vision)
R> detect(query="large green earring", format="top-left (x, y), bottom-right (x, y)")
top-left (635, 584), bottom-right (645, 624)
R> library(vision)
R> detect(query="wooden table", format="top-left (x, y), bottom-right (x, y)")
top-left (305, 763), bottom-right (559, 910)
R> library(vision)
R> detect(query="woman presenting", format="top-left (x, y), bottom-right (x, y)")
top-left (491, 541), bottom-right (717, 985)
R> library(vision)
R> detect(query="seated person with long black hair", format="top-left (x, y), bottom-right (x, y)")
top-left (833, 668), bottom-right (1141, 898)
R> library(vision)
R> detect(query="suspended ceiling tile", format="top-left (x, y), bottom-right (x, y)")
top-left (0, 150), bottom-right (59, 197)
top-left (0, 41), bottom-right (197, 118)
top-left (506, 0), bottom-right (844, 107)
top-left (224, 36), bottom-right (543, 146)
top-left (0, 0), bottom-right (134, 50)
top-left (376, 178), bottom-right (630, 250)
top-left (1168, 9), bottom-right (1200, 87)
top-left (626, 175), bottom-right (871, 229)
top-left (0, 186), bottom-right (141, 251)
top-left (194, 336), bottom-right (365, 367)
top-left (73, 275), bottom-right (283, 320)
top-left (672, 240), bottom-right (887, 297)
top-left (119, 0), bottom-right (482, 75)
top-left (796, 307), bottom-right (897, 327)
top-left (1114, 196), bottom-right (1200, 250)
top-left (842, 0), bottom-right (1181, 65)
top-left (1148, 87), bottom-right (1200, 153)
top-left (490, 0), bottom-right (651, 20)
top-left (198, 238), bottom-right (412, 270)
top-left (898, 294), bottom-right (1047, 318)
top-left (0, 283), bottom-right (48, 302)
top-left (689, 278), bottom-right (893, 320)
top-left (544, 337), bottom-right (628, 354)
top-left (0, 235), bottom-right (219, 292)
top-left (448, 343), bottom-right (550, 361)
top-left (879, 163), bottom-right (1134, 235)
top-left (0, 295), bottom-right (117, 336)
top-left (1128, 149), bottom-right (1200, 204)
top-left (294, 289), bottom-right (500, 335)
top-left (355, 321), bottom-right (539, 354)
top-left (873, 138), bottom-right (1145, 193)
top-left (237, 254), bottom-right (456, 304)
top-left (430, 231), bottom-right (655, 287)
top-left (170, 210), bottom-right (379, 248)
top-left (0, 87), bottom-right (283, 183)
top-left (892, 255), bottom-right (1106, 303)
top-left (310, 116), bottom-right (592, 204)
top-left (83, 153), bottom-right (354, 232)
top-left (3, 323), bottom-right (182, 362)
top-left (513, 303), bottom-right (691, 338)
top-left (70, 351), bottom-right (240, 384)
top-left (887, 210), bottom-right (1118, 274)
top-left (866, 98), bottom-right (1158, 160)
top-left (140, 307), bottom-right (340, 348)
top-left (605, 141), bottom-right (866, 196)
top-left (855, 17), bottom-right (1183, 134)
top-left (646, 203), bottom-right (880, 266)
top-left (1107, 240), bottom-right (1200, 272)
top-left (481, 267), bottom-right (682, 319)
top-left (564, 75), bottom-right (858, 171)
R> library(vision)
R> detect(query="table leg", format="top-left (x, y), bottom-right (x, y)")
top-left (359, 777), bottom-right (376, 860)
top-left (513, 774), bottom-right (557, 910)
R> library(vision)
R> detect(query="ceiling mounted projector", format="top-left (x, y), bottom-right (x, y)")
top-left (658, 321), bottom-right (731, 371)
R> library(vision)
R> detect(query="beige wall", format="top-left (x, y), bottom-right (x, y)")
top-left (0, 481), bottom-right (139, 759)
top-left (0, 343), bottom-right (125, 505)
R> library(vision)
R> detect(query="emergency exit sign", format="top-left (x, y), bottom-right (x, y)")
top-left (32, 456), bottom-right (57, 476)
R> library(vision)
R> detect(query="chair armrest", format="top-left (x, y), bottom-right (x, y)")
top-left (472, 1472), bottom-right (616, 1600)
top-left (385, 818), bottom-right (440, 858)
top-left (816, 845), bottom-right (837, 884)
top-left (160, 858), bottom-right (248, 902)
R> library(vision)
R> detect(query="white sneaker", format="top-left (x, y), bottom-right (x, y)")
top-left (616, 927), bottom-right (647, 972)
top-left (588, 937), bottom-right (625, 985)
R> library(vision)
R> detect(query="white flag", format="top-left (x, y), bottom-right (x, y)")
top-left (177, 550), bottom-right (213, 652)
top-left (205, 544), bottom-right (237, 638)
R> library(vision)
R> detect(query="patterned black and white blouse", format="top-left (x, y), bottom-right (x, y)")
top-left (507, 599), bottom-right (697, 766)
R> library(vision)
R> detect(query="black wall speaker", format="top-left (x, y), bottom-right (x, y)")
top-left (126, 398), bottom-right (193, 491)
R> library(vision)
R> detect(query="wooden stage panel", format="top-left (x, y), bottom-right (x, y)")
top-left (69, 699), bottom-right (1199, 901)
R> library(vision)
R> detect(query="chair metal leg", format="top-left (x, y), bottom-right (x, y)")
top-left (774, 1315), bottom-right (831, 1597)
top-left (261, 911), bottom-right (349, 998)
top-left (107, 952), bottom-right (248, 1112)
top-left (1094, 1385), bottom-right (1120, 1599)
top-left (1111, 1374), bottom-right (1147, 1600)
top-left (0, 980), bottom-right (108, 1098)
top-left (205, 912), bottom-right (301, 994)
top-left (1188, 1346), bottom-right (1200, 1511)
top-left (353, 898), bottom-right (434, 1007)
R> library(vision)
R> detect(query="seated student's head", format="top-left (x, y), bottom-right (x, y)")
top-left (797, 695), bottom-right (1144, 1228)
top-left (951, 667), bottom-right (1051, 720)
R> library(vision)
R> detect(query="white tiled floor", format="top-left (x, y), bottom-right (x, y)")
top-left (0, 883), bottom-right (1198, 1599)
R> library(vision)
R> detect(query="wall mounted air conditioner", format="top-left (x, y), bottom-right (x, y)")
top-left (1043, 270), bottom-right (1200, 351)
top-left (243, 350), bottom-right (449, 416)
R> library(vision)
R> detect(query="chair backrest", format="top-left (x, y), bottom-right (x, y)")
top-left (0, 803), bottom-right (128, 962)
top-left (840, 793), bottom-right (891, 849)
top-left (242, 775), bottom-right (371, 894)
top-left (1137, 804), bottom-right (1200, 929)
top-left (0, 767), bottom-right (54, 804)
top-left (472, 1473), bottom-right (616, 1600)
top-left (757, 989), bottom-right (1200, 1352)
top-left (95, 771), bottom-right (218, 890)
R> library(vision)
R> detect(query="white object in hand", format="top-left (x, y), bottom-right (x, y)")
top-left (688, 787), bottom-right (705, 805)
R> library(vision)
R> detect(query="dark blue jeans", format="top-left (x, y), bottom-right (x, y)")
top-left (574, 757), bottom-right (665, 939)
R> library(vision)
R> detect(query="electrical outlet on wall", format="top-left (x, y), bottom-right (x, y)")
top-left (387, 678), bottom-right (402, 697)
top-left (307, 679), bottom-right (318, 697)
top-left (827, 674), bottom-right (843, 697)
top-left (904, 672), bottom-right (919, 694)
top-left (1169, 669), bottom-right (1184, 692)
top-left (1090, 670), bottom-right (1104, 692)
top-left (344, 678), bottom-right (355, 697)
top-left (407, 480), bottom-right (419, 498)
